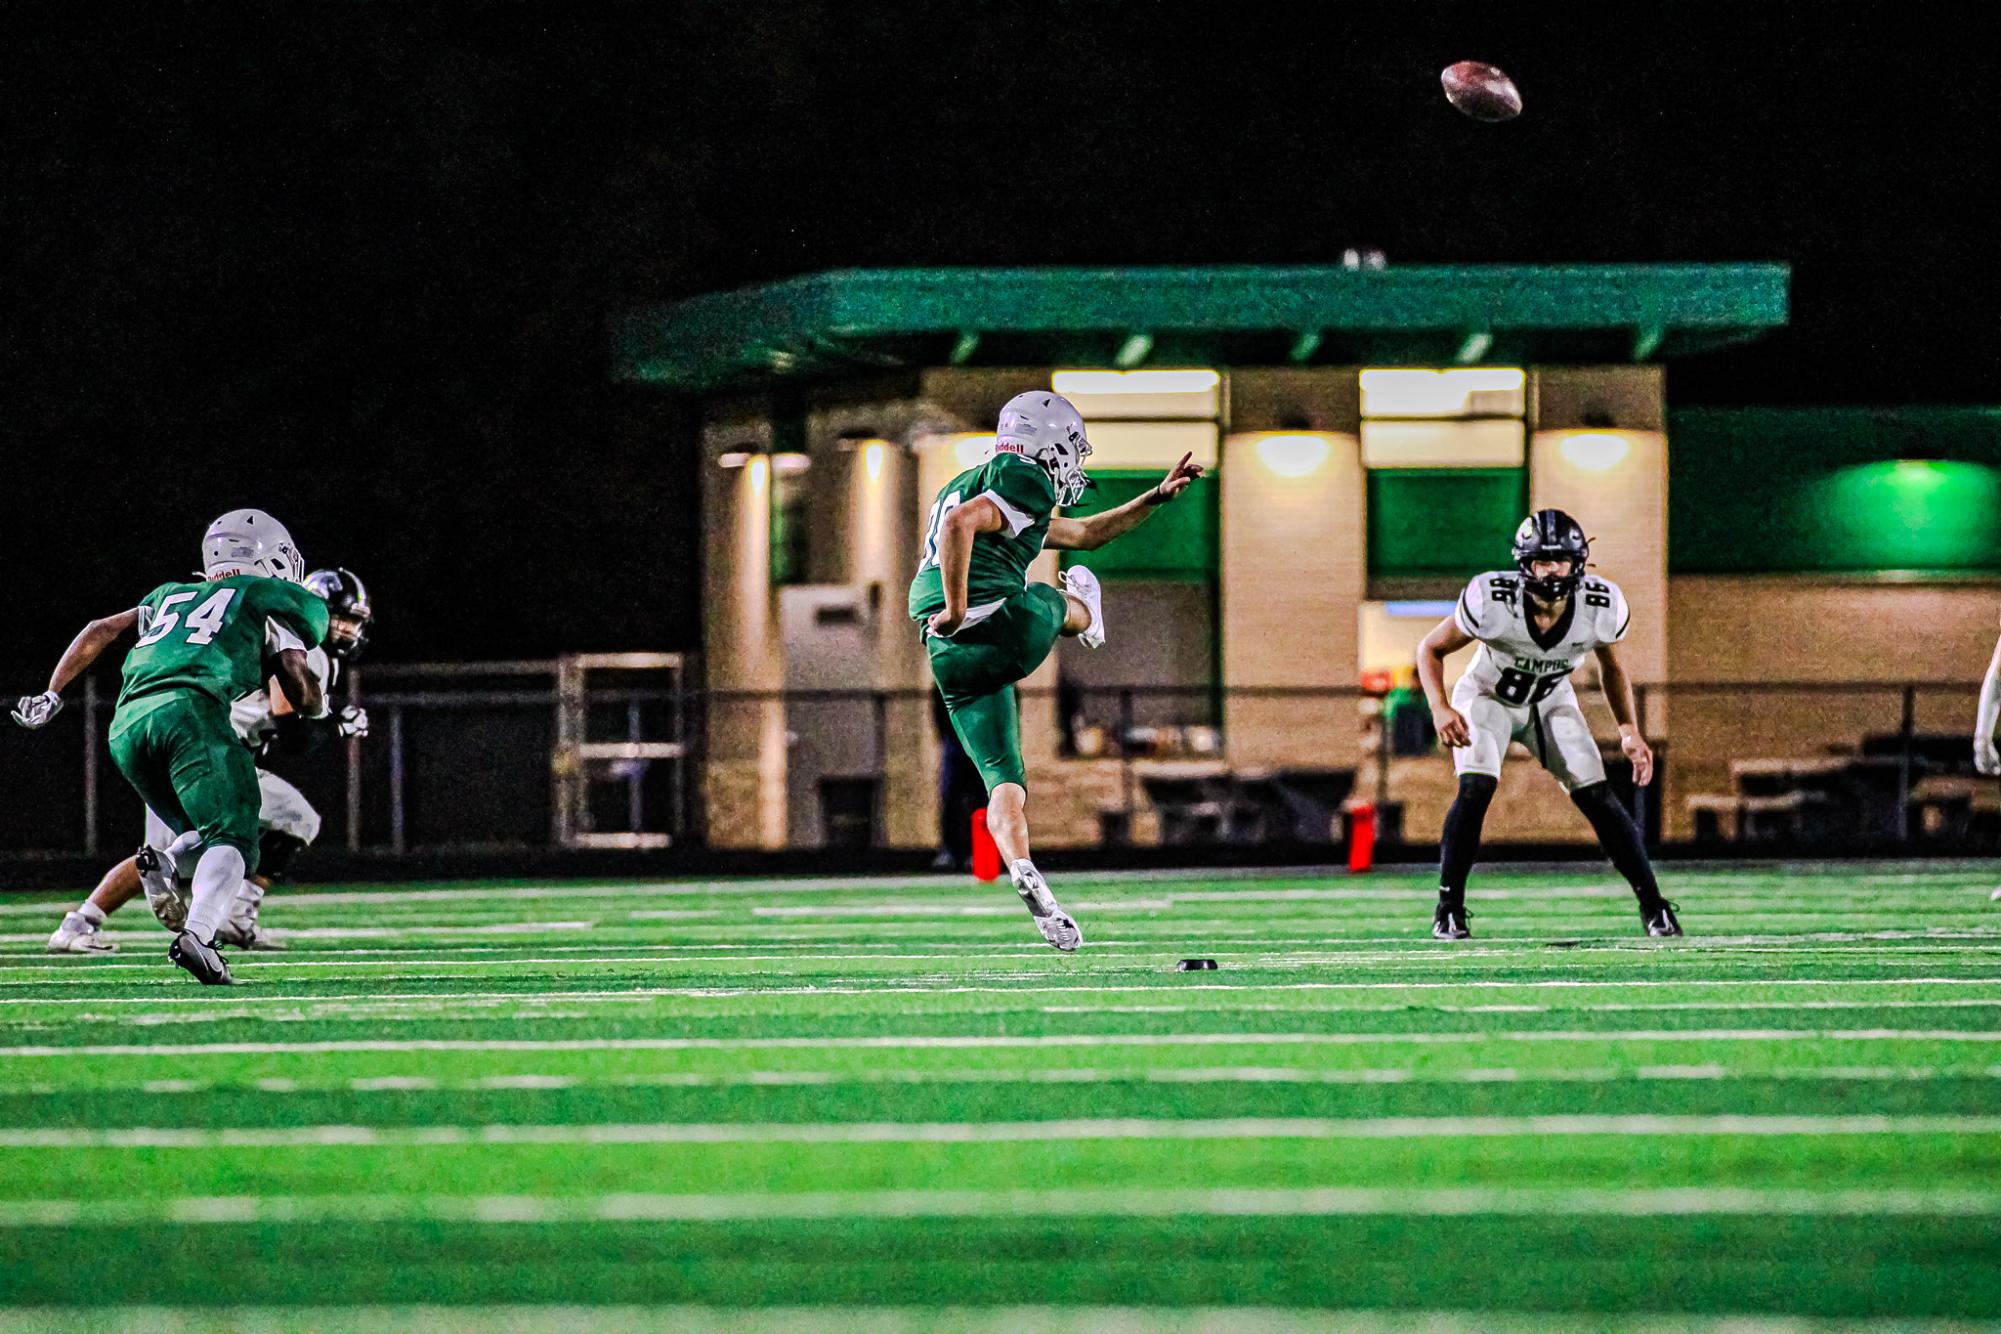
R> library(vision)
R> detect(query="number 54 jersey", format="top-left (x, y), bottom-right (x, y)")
top-left (1447, 570), bottom-right (1631, 791)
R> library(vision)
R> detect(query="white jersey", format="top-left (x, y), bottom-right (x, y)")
top-left (1452, 570), bottom-right (1630, 708)
top-left (230, 646), bottom-right (336, 751)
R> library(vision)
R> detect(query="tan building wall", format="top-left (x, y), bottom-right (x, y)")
top-left (1222, 370), bottom-right (1367, 772)
top-left (700, 404), bottom-right (788, 849)
top-left (1659, 575), bottom-right (1997, 838)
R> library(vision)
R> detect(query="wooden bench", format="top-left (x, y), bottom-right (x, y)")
top-left (1685, 790), bottom-right (1830, 844)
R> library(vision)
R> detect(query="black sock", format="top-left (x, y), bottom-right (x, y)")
top-left (1439, 774), bottom-right (1498, 904)
top-left (1571, 782), bottom-right (1662, 903)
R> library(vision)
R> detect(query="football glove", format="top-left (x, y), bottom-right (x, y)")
top-left (11, 691), bottom-right (62, 729)
top-left (1977, 735), bottom-right (2000, 778)
top-left (336, 706), bottom-right (370, 740)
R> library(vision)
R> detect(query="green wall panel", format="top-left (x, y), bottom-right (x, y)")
top-left (1367, 468), bottom-right (1527, 581)
top-left (1059, 470), bottom-right (1216, 581)
top-left (1669, 408), bottom-right (2001, 574)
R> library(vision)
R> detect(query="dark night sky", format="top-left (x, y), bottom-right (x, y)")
top-left (5, 3), bottom-right (1998, 674)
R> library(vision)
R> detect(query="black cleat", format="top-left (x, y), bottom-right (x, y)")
top-left (169, 931), bottom-right (234, 986)
top-left (1640, 898), bottom-right (1684, 938)
top-left (1433, 901), bottom-right (1472, 940)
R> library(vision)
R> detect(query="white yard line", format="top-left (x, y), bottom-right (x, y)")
top-left (5, 1028), bottom-right (2001, 1059)
top-left (21, 997), bottom-right (2001, 1032)
top-left (5, 1113), bottom-right (2001, 1150)
top-left (4, 976), bottom-right (2000, 1006)
top-left (12, 1062), bottom-right (1995, 1099)
top-left (4, 1184), bottom-right (2001, 1229)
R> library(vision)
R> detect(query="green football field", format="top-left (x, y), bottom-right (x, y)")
top-left (2, 863), bottom-right (1999, 1331)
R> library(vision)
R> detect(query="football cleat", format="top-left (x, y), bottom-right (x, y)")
top-left (1031, 904), bottom-right (1084, 952)
top-left (1012, 862), bottom-right (1084, 952)
top-left (1061, 565), bottom-right (1106, 650)
top-left (47, 912), bottom-right (116, 954)
top-left (168, 932), bottom-right (234, 986)
top-left (1641, 898), bottom-right (1684, 938)
top-left (137, 846), bottom-right (189, 933)
top-left (215, 897), bottom-right (286, 952)
top-left (1432, 901), bottom-right (1472, 940)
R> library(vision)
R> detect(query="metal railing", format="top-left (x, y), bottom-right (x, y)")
top-left (0, 655), bottom-right (689, 859)
top-left (0, 670), bottom-right (1987, 858)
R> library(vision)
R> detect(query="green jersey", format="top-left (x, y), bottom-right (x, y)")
top-left (116, 575), bottom-right (330, 714)
top-left (908, 452), bottom-right (1057, 625)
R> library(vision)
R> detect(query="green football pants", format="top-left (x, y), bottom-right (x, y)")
top-left (108, 691), bottom-right (264, 874)
top-left (925, 584), bottom-right (1069, 792)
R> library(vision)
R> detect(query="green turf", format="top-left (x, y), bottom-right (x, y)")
top-left (2, 863), bottom-right (1999, 1329)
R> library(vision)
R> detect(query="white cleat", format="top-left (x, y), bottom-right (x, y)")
top-left (215, 885), bottom-right (286, 951)
top-left (47, 912), bottom-right (116, 954)
top-left (1031, 904), bottom-right (1084, 952)
top-left (1991, 887), bottom-right (2001, 902)
top-left (137, 846), bottom-right (189, 934)
top-left (215, 913), bottom-right (286, 952)
top-left (1062, 565), bottom-right (1106, 649)
top-left (1012, 862), bottom-right (1085, 952)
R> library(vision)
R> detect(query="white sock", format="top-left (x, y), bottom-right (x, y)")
top-left (75, 902), bottom-right (106, 926)
top-left (165, 831), bottom-right (203, 880)
top-left (184, 845), bottom-right (247, 942)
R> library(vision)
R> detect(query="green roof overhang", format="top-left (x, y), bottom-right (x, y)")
top-left (613, 262), bottom-right (1788, 393)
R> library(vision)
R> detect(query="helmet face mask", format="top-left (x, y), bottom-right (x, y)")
top-left (995, 391), bottom-right (1094, 507)
top-left (1512, 509), bottom-right (1590, 602)
top-left (306, 567), bottom-right (374, 660)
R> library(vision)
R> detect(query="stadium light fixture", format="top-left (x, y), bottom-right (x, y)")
top-left (864, 441), bottom-right (885, 482)
top-left (717, 451), bottom-right (753, 469)
top-left (1255, 433), bottom-right (1331, 478)
top-left (1558, 432), bottom-right (1631, 472)
top-left (1361, 367), bottom-right (1525, 418)
top-left (772, 453), bottom-right (813, 475)
top-left (1051, 369), bottom-right (1221, 397)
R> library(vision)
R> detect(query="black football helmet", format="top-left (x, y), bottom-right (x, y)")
top-left (305, 567), bottom-right (373, 660)
top-left (1512, 509), bottom-right (1590, 601)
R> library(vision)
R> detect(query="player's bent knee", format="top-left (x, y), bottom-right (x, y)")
top-left (1455, 773), bottom-right (1499, 806)
top-left (1568, 780), bottom-right (1616, 812)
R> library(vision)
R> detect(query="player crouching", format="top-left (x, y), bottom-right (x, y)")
top-left (1415, 510), bottom-right (1682, 940)
top-left (45, 567), bottom-right (374, 956)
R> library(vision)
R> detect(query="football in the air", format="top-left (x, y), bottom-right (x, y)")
top-left (1441, 60), bottom-right (1522, 122)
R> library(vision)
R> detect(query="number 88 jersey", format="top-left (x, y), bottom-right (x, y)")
top-left (1451, 570), bottom-right (1630, 709)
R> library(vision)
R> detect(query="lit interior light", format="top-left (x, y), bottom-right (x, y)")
top-left (1051, 369), bottom-right (1222, 396)
top-left (717, 452), bottom-right (752, 469)
top-left (864, 442), bottom-right (885, 482)
top-left (1361, 367), bottom-right (1525, 417)
top-left (772, 453), bottom-right (813, 475)
top-left (1558, 432), bottom-right (1631, 472)
top-left (954, 434), bottom-right (996, 469)
top-left (1255, 433), bottom-right (1331, 478)
top-left (746, 456), bottom-right (768, 490)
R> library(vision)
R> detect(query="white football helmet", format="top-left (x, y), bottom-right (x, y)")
top-left (996, 391), bottom-right (1093, 506)
top-left (201, 509), bottom-right (304, 583)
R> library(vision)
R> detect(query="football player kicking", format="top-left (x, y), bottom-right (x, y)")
top-left (909, 390), bottom-right (1203, 950)
top-left (1415, 509), bottom-right (1683, 940)
top-left (46, 569), bottom-right (374, 955)
top-left (14, 509), bottom-right (329, 984)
